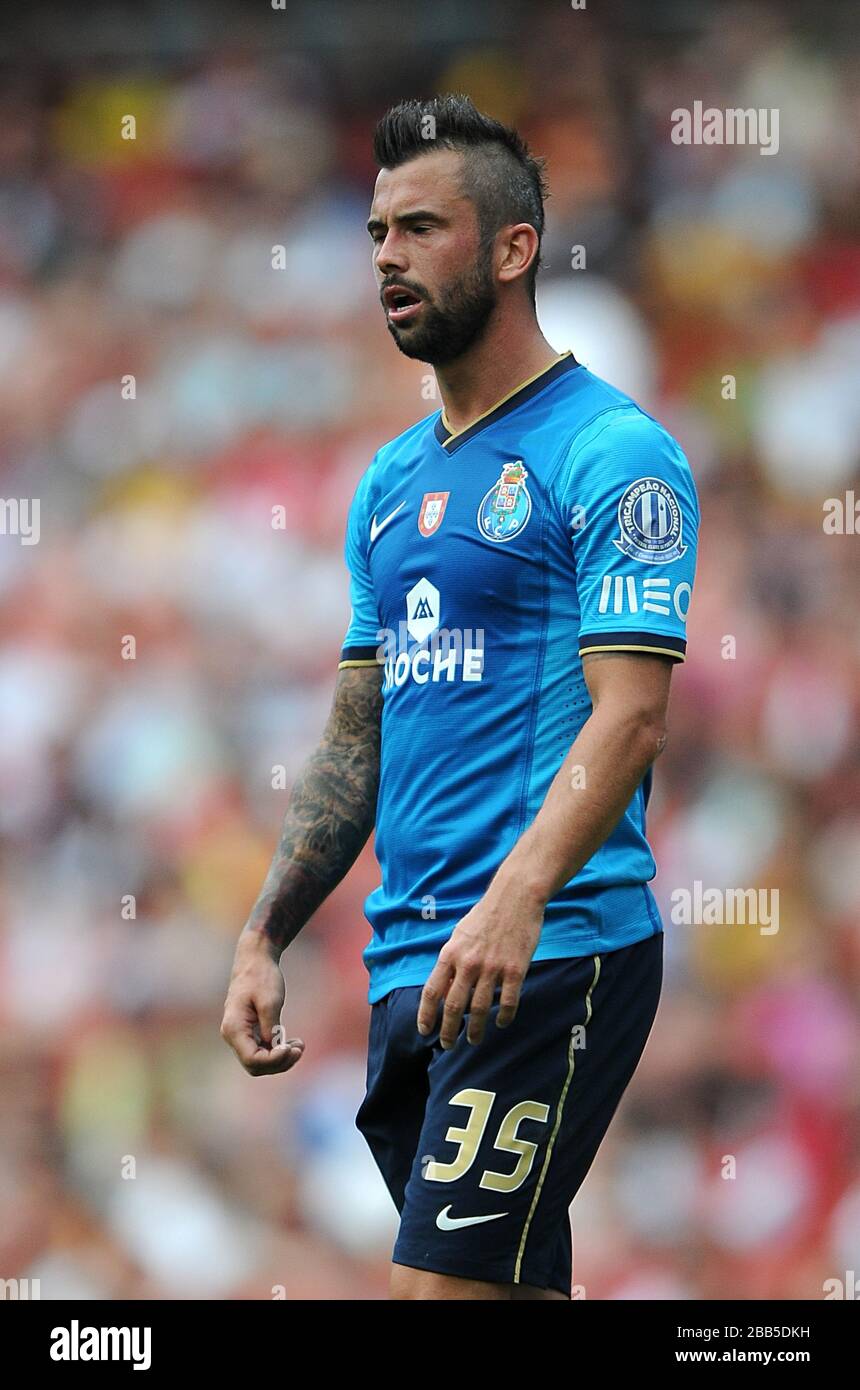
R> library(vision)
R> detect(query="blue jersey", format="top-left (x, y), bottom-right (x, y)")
top-left (339, 352), bottom-right (699, 1003)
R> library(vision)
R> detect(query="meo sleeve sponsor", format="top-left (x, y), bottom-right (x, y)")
top-left (561, 410), bottom-right (699, 663)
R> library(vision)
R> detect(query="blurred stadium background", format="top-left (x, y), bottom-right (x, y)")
top-left (0, 0), bottom-right (859, 1300)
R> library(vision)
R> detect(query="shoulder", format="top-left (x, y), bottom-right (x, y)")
top-left (349, 410), bottom-right (440, 514)
top-left (564, 368), bottom-right (687, 456)
top-left (553, 368), bottom-right (696, 498)
top-left (376, 409), bottom-right (439, 470)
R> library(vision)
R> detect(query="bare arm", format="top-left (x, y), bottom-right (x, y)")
top-left (221, 664), bottom-right (382, 1074)
top-left (243, 664), bottom-right (383, 957)
top-left (488, 651), bottom-right (671, 904)
top-left (417, 652), bottom-right (674, 1048)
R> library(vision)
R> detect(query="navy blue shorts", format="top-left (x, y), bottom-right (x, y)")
top-left (355, 931), bottom-right (663, 1297)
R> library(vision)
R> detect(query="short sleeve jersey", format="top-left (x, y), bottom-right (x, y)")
top-left (340, 353), bottom-right (699, 1002)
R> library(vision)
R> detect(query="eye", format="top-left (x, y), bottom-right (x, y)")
top-left (411, 225), bottom-right (430, 235)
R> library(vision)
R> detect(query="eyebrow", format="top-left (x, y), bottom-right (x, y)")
top-left (366, 210), bottom-right (445, 235)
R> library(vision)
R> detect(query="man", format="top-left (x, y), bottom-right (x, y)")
top-left (221, 94), bottom-right (699, 1301)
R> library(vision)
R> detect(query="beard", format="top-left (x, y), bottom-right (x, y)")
top-left (384, 245), bottom-right (497, 366)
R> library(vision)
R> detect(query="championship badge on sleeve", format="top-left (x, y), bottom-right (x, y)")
top-left (612, 476), bottom-right (687, 564)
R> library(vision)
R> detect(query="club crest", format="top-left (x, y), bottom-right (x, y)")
top-left (477, 460), bottom-right (532, 543)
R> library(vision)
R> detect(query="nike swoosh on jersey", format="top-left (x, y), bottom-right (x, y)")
top-left (370, 500), bottom-right (406, 543)
top-left (435, 1205), bottom-right (509, 1231)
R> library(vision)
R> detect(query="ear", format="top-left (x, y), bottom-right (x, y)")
top-left (496, 223), bottom-right (540, 289)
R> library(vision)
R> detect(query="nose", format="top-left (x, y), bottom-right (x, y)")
top-left (375, 231), bottom-right (407, 279)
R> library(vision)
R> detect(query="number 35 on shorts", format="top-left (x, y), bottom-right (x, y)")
top-left (423, 1088), bottom-right (549, 1192)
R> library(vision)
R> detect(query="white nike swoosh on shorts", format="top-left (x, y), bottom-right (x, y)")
top-left (435, 1205), bottom-right (509, 1231)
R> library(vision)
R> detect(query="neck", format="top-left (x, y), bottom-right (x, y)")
top-left (434, 307), bottom-right (562, 435)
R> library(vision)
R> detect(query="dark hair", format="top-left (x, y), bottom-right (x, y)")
top-left (372, 94), bottom-right (548, 305)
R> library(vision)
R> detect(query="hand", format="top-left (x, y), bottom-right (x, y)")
top-left (220, 933), bottom-right (305, 1076)
top-left (416, 879), bottom-right (544, 1048)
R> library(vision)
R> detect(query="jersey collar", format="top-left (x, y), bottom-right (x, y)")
top-left (433, 350), bottom-right (579, 454)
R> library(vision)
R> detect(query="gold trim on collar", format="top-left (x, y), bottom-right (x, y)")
top-left (440, 350), bottom-right (574, 445)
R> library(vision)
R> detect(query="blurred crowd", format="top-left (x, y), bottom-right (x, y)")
top-left (0, 0), bottom-right (859, 1299)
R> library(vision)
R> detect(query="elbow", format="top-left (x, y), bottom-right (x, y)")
top-left (652, 723), bottom-right (669, 760)
top-left (636, 713), bottom-right (668, 764)
top-left (605, 705), bottom-right (668, 765)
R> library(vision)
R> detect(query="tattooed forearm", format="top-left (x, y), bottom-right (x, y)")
top-left (242, 665), bottom-right (383, 955)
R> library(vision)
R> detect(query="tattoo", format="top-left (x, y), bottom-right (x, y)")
top-left (242, 666), bottom-right (383, 954)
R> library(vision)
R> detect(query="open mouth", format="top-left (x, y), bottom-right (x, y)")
top-left (383, 284), bottom-right (424, 324)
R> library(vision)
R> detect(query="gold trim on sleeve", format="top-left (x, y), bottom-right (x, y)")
top-left (578, 643), bottom-right (686, 662)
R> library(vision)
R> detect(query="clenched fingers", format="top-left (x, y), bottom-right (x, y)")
top-left (220, 1002), bottom-right (305, 1077)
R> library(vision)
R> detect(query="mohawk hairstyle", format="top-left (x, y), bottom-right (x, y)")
top-left (372, 94), bottom-right (549, 305)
